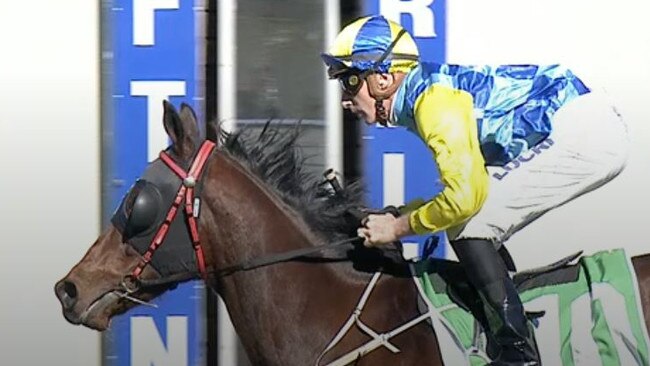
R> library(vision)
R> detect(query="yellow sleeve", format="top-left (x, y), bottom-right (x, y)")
top-left (408, 84), bottom-right (489, 235)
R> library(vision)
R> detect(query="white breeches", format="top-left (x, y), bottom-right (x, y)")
top-left (451, 89), bottom-right (629, 244)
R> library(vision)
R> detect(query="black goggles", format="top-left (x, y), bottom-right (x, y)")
top-left (337, 70), bottom-right (372, 96)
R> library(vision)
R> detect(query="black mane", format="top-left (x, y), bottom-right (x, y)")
top-left (217, 124), bottom-right (365, 241)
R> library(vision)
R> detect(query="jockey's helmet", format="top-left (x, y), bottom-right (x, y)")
top-left (321, 16), bottom-right (420, 79)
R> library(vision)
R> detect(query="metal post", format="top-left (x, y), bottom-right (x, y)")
top-left (325, 0), bottom-right (342, 179)
top-left (217, 0), bottom-right (238, 364)
top-left (218, 0), bottom-right (237, 133)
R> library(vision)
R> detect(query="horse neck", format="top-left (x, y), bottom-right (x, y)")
top-left (201, 154), bottom-right (369, 364)
top-left (204, 153), bottom-right (324, 263)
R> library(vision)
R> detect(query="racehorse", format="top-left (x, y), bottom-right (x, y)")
top-left (55, 101), bottom-right (650, 365)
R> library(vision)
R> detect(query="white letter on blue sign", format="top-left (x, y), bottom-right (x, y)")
top-left (133, 0), bottom-right (180, 46)
top-left (383, 153), bottom-right (405, 207)
top-left (379, 0), bottom-right (437, 37)
top-left (130, 81), bottom-right (186, 161)
top-left (130, 316), bottom-right (188, 366)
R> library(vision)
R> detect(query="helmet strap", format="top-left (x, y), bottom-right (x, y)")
top-left (375, 99), bottom-right (389, 126)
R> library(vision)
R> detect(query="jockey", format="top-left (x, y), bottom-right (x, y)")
top-left (322, 15), bottom-right (628, 366)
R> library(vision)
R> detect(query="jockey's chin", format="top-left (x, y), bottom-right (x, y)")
top-left (363, 116), bottom-right (378, 125)
top-left (356, 111), bottom-right (374, 124)
top-left (344, 103), bottom-right (372, 123)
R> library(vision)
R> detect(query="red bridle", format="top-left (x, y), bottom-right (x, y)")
top-left (130, 141), bottom-right (216, 282)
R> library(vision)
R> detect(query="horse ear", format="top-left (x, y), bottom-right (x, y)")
top-left (163, 100), bottom-right (184, 146)
top-left (179, 103), bottom-right (200, 143)
top-left (163, 101), bottom-right (199, 159)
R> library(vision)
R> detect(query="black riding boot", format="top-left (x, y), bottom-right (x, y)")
top-left (451, 238), bottom-right (540, 366)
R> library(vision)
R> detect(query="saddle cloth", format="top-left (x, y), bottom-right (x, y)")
top-left (415, 249), bottom-right (650, 365)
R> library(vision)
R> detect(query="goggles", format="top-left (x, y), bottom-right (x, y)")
top-left (111, 179), bottom-right (164, 241)
top-left (337, 70), bottom-right (371, 96)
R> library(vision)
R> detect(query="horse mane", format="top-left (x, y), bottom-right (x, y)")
top-left (213, 122), bottom-right (410, 276)
top-left (216, 123), bottom-right (365, 241)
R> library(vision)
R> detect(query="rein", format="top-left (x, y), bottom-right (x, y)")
top-left (135, 236), bottom-right (363, 289)
top-left (215, 236), bottom-right (362, 276)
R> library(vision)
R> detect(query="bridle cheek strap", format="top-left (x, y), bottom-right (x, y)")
top-left (131, 141), bottom-right (216, 281)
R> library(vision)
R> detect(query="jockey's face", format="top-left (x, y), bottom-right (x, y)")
top-left (341, 77), bottom-right (376, 123)
top-left (340, 72), bottom-right (396, 125)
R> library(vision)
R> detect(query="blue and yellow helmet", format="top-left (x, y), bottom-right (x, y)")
top-left (321, 16), bottom-right (419, 78)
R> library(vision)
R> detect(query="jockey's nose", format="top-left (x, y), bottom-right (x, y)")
top-left (55, 280), bottom-right (78, 310)
top-left (341, 100), bottom-right (353, 110)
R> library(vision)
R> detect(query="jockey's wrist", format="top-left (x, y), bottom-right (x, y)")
top-left (394, 214), bottom-right (415, 239)
top-left (408, 210), bottom-right (432, 236)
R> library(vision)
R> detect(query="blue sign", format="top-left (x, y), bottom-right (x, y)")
top-left (103, 0), bottom-right (205, 365)
top-left (362, 0), bottom-right (447, 260)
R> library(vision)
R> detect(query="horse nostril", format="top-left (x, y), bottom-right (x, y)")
top-left (63, 281), bottom-right (78, 299)
top-left (56, 280), bottom-right (78, 310)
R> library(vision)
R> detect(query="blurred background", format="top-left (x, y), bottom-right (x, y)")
top-left (1, 0), bottom-right (649, 365)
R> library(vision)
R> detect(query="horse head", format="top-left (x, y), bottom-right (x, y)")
top-left (54, 101), bottom-right (219, 330)
top-left (54, 98), bottom-right (361, 333)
